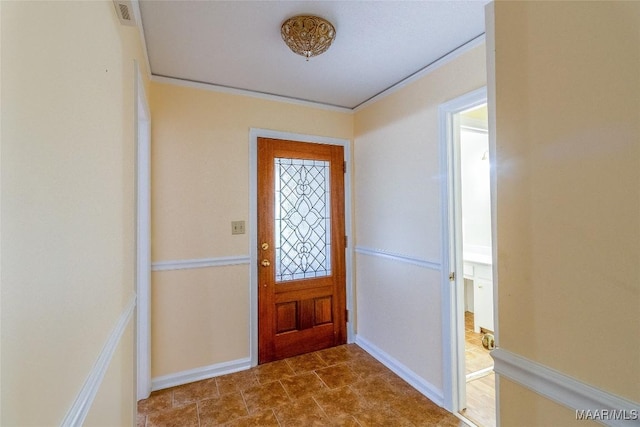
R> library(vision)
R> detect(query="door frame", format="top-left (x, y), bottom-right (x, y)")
top-left (439, 87), bottom-right (497, 413)
top-left (249, 128), bottom-right (353, 366)
top-left (135, 62), bottom-right (152, 401)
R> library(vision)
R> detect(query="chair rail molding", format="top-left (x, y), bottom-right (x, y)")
top-left (492, 348), bottom-right (640, 427)
top-left (61, 293), bottom-right (137, 427)
top-left (151, 255), bottom-right (251, 272)
top-left (354, 246), bottom-right (441, 271)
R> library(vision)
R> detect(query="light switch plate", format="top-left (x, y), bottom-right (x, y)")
top-left (231, 221), bottom-right (245, 235)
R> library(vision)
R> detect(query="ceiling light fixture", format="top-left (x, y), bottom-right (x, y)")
top-left (281, 15), bottom-right (336, 60)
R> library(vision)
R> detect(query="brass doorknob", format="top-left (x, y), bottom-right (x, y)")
top-left (261, 259), bottom-right (271, 267)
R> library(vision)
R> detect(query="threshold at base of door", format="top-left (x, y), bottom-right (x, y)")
top-left (466, 366), bottom-right (493, 382)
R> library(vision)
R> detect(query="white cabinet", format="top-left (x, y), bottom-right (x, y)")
top-left (463, 260), bottom-right (494, 333)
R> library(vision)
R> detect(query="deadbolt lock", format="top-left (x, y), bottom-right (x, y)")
top-left (261, 259), bottom-right (271, 267)
top-left (261, 242), bottom-right (269, 251)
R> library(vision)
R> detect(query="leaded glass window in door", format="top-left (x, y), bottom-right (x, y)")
top-left (274, 158), bottom-right (332, 282)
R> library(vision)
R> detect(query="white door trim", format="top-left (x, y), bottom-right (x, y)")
top-left (248, 129), bottom-right (353, 366)
top-left (135, 62), bottom-right (152, 401)
top-left (438, 87), bottom-right (490, 412)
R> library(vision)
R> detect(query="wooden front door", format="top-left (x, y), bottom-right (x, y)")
top-left (257, 137), bottom-right (346, 364)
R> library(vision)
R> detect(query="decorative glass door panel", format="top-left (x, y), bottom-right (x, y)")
top-left (274, 158), bottom-right (332, 282)
top-left (257, 137), bottom-right (346, 364)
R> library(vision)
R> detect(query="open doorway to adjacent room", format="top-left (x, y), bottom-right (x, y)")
top-left (456, 103), bottom-right (495, 427)
top-left (440, 88), bottom-right (496, 427)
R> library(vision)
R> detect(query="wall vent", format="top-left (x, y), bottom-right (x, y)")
top-left (113, 1), bottom-right (136, 26)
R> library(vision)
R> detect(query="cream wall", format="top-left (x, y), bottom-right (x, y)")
top-left (84, 323), bottom-right (136, 427)
top-left (353, 44), bottom-right (486, 395)
top-left (1, 1), bottom-right (148, 425)
top-left (460, 128), bottom-right (491, 251)
top-left (150, 82), bottom-right (352, 377)
top-left (493, 1), bottom-right (640, 424)
top-left (499, 378), bottom-right (599, 427)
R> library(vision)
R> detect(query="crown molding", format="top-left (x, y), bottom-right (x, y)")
top-left (353, 33), bottom-right (486, 112)
top-left (150, 75), bottom-right (354, 114)
top-left (148, 33), bottom-right (485, 114)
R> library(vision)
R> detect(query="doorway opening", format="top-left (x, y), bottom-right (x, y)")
top-left (456, 104), bottom-right (495, 427)
top-left (439, 87), bottom-right (496, 427)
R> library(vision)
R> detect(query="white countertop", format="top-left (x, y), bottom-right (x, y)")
top-left (463, 252), bottom-right (493, 265)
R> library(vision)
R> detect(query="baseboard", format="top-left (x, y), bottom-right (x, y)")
top-left (492, 348), bottom-right (640, 427)
top-left (61, 294), bottom-right (137, 427)
top-left (151, 357), bottom-right (252, 391)
top-left (355, 335), bottom-right (444, 406)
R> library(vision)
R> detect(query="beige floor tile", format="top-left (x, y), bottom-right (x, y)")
top-left (315, 345), bottom-right (352, 366)
top-left (330, 414), bottom-right (361, 427)
top-left (137, 344), bottom-right (470, 426)
top-left (137, 388), bottom-right (173, 416)
top-left (242, 380), bottom-right (291, 414)
top-left (198, 392), bottom-right (248, 426)
top-left (285, 352), bottom-right (328, 374)
top-left (350, 375), bottom-right (399, 407)
top-left (353, 405), bottom-right (414, 427)
top-left (224, 409), bottom-right (280, 427)
top-left (273, 396), bottom-right (331, 426)
top-left (146, 404), bottom-right (199, 427)
top-left (315, 364), bottom-right (360, 389)
top-left (253, 359), bottom-right (296, 384)
top-left (216, 369), bottom-right (259, 395)
top-left (173, 377), bottom-right (218, 405)
top-left (394, 396), bottom-right (453, 426)
top-left (347, 355), bottom-right (391, 379)
top-left (280, 371), bottom-right (327, 398)
top-left (313, 386), bottom-right (370, 419)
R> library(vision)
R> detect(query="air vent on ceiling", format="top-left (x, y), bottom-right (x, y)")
top-left (113, 1), bottom-right (136, 26)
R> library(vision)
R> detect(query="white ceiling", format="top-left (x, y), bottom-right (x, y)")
top-left (138, 1), bottom-right (488, 110)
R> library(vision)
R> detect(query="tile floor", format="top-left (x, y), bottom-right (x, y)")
top-left (138, 344), bottom-right (469, 426)
top-left (460, 311), bottom-right (495, 427)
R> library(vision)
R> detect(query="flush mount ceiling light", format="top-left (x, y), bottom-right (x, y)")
top-left (281, 15), bottom-right (336, 60)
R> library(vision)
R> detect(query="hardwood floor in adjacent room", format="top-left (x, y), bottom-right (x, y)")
top-left (460, 311), bottom-right (496, 427)
top-left (138, 344), bottom-right (469, 426)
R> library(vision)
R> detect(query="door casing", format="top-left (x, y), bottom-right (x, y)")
top-left (249, 129), bottom-right (354, 367)
top-left (438, 87), bottom-right (498, 413)
top-left (135, 62), bottom-right (152, 401)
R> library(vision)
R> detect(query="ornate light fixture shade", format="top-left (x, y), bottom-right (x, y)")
top-left (281, 15), bottom-right (336, 60)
